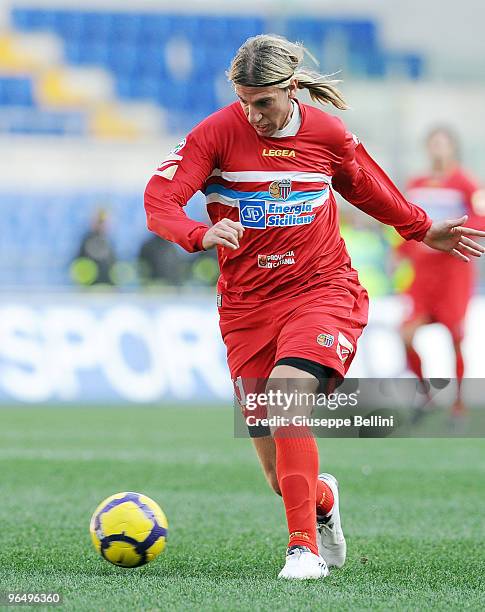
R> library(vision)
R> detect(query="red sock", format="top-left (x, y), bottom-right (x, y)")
top-left (455, 344), bottom-right (464, 385)
top-left (275, 425), bottom-right (318, 555)
top-left (405, 345), bottom-right (424, 381)
top-left (316, 479), bottom-right (334, 516)
top-left (454, 342), bottom-right (465, 413)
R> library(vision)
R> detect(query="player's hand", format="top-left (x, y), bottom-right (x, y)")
top-left (202, 218), bottom-right (244, 250)
top-left (423, 215), bottom-right (485, 262)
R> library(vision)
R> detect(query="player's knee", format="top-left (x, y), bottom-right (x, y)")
top-left (265, 375), bottom-right (317, 421)
top-left (400, 325), bottom-right (415, 346)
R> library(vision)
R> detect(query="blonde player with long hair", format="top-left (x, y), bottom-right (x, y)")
top-left (145, 35), bottom-right (485, 579)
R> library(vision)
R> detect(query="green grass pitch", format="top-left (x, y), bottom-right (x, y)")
top-left (0, 406), bottom-right (484, 611)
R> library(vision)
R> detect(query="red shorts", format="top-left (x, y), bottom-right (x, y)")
top-left (218, 276), bottom-right (369, 382)
top-left (404, 254), bottom-right (474, 340)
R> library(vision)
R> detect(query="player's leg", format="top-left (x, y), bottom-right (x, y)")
top-left (436, 267), bottom-right (471, 420)
top-left (219, 298), bottom-right (325, 575)
top-left (400, 315), bottom-right (429, 383)
top-left (234, 362), bottom-right (330, 579)
top-left (265, 363), bottom-right (329, 579)
top-left (272, 281), bottom-right (368, 575)
top-left (437, 268), bottom-right (471, 419)
top-left (451, 333), bottom-right (466, 417)
top-left (251, 435), bottom-right (280, 496)
top-left (267, 364), bottom-right (320, 553)
top-left (251, 431), bottom-right (333, 512)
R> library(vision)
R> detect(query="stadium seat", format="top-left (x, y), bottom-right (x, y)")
top-left (0, 76), bottom-right (34, 106)
top-left (6, 8), bottom-right (424, 135)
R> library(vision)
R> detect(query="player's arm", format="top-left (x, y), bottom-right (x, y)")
top-left (332, 131), bottom-right (431, 241)
top-left (144, 126), bottom-right (243, 252)
top-left (332, 131), bottom-right (485, 261)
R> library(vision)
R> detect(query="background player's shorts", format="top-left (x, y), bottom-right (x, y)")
top-left (403, 254), bottom-right (474, 341)
top-left (219, 275), bottom-right (369, 385)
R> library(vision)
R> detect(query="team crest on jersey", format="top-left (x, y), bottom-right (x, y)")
top-left (269, 179), bottom-right (292, 200)
top-left (317, 333), bottom-right (334, 348)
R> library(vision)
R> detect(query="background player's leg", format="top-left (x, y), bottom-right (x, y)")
top-left (452, 336), bottom-right (466, 416)
top-left (400, 316), bottom-right (429, 382)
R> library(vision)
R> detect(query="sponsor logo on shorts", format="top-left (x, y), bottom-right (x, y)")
top-left (258, 251), bottom-right (295, 269)
top-left (269, 178), bottom-right (292, 200)
top-left (217, 294), bottom-right (222, 307)
top-left (337, 332), bottom-right (354, 363)
top-left (317, 333), bottom-right (334, 347)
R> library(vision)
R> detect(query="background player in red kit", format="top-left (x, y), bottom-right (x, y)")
top-left (398, 127), bottom-right (484, 419)
top-left (144, 35), bottom-right (485, 579)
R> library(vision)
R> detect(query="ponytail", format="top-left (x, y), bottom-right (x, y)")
top-left (228, 34), bottom-right (348, 111)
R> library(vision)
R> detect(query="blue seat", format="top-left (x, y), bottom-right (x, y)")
top-left (139, 14), bottom-right (172, 43)
top-left (77, 42), bottom-right (111, 65)
top-left (384, 52), bottom-right (424, 79)
top-left (227, 17), bottom-right (264, 41)
top-left (106, 44), bottom-right (139, 75)
top-left (166, 15), bottom-right (200, 38)
top-left (121, 77), bottom-right (159, 100)
top-left (109, 12), bottom-right (144, 43)
top-left (0, 77), bottom-right (35, 106)
top-left (195, 43), bottom-right (234, 74)
top-left (286, 19), bottom-right (325, 42)
top-left (11, 8), bottom-right (51, 31)
top-left (63, 39), bottom-right (83, 64)
top-left (136, 45), bottom-right (168, 79)
top-left (157, 80), bottom-right (191, 110)
top-left (80, 11), bottom-right (114, 41)
top-left (49, 10), bottom-right (81, 38)
top-left (196, 16), bottom-right (231, 44)
top-left (7, 9), bottom-right (425, 127)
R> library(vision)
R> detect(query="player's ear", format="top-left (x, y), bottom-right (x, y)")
top-left (288, 78), bottom-right (298, 99)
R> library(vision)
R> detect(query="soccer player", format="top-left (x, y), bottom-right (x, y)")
top-left (144, 35), bottom-right (485, 579)
top-left (398, 127), bottom-right (484, 419)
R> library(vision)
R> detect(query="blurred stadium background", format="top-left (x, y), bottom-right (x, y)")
top-left (1, 0), bottom-right (485, 405)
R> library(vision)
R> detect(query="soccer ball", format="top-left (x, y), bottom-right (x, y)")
top-left (89, 492), bottom-right (168, 568)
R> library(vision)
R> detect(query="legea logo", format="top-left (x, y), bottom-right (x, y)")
top-left (262, 149), bottom-right (296, 157)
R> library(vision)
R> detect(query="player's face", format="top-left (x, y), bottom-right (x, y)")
top-left (235, 81), bottom-right (298, 137)
top-left (427, 131), bottom-right (457, 166)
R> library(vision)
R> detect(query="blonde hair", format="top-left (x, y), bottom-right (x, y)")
top-left (227, 34), bottom-right (348, 111)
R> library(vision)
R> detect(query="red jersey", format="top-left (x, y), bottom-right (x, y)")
top-left (145, 100), bottom-right (431, 304)
top-left (399, 167), bottom-right (481, 332)
top-left (401, 167), bottom-right (481, 262)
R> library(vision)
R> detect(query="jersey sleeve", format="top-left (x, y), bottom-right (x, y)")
top-left (332, 130), bottom-right (432, 241)
top-left (144, 123), bottom-right (218, 252)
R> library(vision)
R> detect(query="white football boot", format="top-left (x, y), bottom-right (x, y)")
top-left (278, 545), bottom-right (329, 580)
top-left (317, 473), bottom-right (347, 568)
